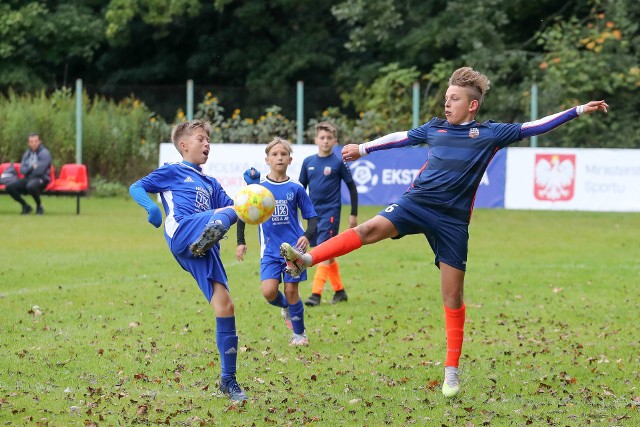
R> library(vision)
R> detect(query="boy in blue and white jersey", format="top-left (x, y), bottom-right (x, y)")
top-left (299, 121), bottom-right (358, 307)
top-left (280, 67), bottom-right (609, 398)
top-left (129, 120), bottom-right (248, 402)
top-left (236, 137), bottom-right (317, 346)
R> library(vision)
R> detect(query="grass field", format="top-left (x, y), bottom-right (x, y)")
top-left (1, 197), bottom-right (639, 426)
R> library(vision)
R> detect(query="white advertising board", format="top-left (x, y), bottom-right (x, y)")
top-left (505, 147), bottom-right (640, 212)
top-left (159, 143), bottom-right (318, 198)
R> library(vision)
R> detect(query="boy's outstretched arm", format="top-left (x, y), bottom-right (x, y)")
top-left (129, 182), bottom-right (163, 228)
top-left (342, 131), bottom-right (410, 162)
top-left (520, 100), bottom-right (608, 138)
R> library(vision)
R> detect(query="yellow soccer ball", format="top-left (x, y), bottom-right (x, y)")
top-left (234, 184), bottom-right (275, 225)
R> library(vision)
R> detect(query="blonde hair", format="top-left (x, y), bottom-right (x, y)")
top-left (171, 120), bottom-right (212, 152)
top-left (315, 121), bottom-right (337, 138)
top-left (265, 137), bottom-right (292, 155)
top-left (448, 67), bottom-right (491, 107)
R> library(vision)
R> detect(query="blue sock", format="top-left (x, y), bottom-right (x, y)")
top-left (216, 316), bottom-right (237, 381)
top-left (267, 291), bottom-right (289, 308)
top-left (209, 206), bottom-right (238, 229)
top-left (288, 300), bottom-right (305, 335)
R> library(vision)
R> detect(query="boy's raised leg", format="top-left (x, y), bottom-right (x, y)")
top-left (281, 228), bottom-right (364, 277)
top-left (190, 207), bottom-right (238, 257)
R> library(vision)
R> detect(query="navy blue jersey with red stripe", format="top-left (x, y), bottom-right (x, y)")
top-left (375, 119), bottom-right (521, 223)
top-left (257, 177), bottom-right (316, 259)
top-left (299, 153), bottom-right (354, 214)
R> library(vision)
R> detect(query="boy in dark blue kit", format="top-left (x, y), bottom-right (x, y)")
top-left (281, 67), bottom-right (608, 398)
top-left (129, 119), bottom-right (248, 402)
top-left (299, 122), bottom-right (358, 306)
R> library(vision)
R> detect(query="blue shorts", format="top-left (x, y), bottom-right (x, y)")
top-left (378, 199), bottom-right (469, 271)
top-left (310, 209), bottom-right (341, 247)
top-left (260, 254), bottom-right (307, 283)
top-left (167, 211), bottom-right (229, 302)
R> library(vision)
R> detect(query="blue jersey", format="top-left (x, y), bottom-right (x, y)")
top-left (137, 161), bottom-right (234, 241)
top-left (299, 153), bottom-right (354, 215)
top-left (257, 177), bottom-right (316, 259)
top-left (366, 118), bottom-right (521, 223)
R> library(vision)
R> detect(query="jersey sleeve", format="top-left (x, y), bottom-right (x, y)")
top-left (519, 107), bottom-right (579, 139)
top-left (489, 122), bottom-right (523, 149)
top-left (338, 158), bottom-right (354, 185)
top-left (297, 185), bottom-right (317, 219)
top-left (298, 157), bottom-right (309, 187)
top-left (407, 118), bottom-right (438, 145)
top-left (138, 163), bottom-right (174, 193)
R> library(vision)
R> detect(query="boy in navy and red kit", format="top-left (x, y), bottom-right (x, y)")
top-left (299, 122), bottom-right (358, 306)
top-left (129, 119), bottom-right (248, 402)
top-left (281, 67), bottom-right (609, 398)
top-left (236, 137), bottom-right (317, 346)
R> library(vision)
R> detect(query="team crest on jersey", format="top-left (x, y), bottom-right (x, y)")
top-left (287, 191), bottom-right (295, 201)
top-left (468, 128), bottom-right (480, 139)
top-left (323, 166), bottom-right (332, 176)
top-left (534, 154), bottom-right (576, 201)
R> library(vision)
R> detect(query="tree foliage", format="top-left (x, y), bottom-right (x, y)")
top-left (1, 0), bottom-right (638, 147)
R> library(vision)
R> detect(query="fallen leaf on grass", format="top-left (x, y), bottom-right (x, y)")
top-left (427, 379), bottom-right (439, 390)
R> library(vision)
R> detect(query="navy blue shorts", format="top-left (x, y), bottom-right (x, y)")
top-left (168, 211), bottom-right (229, 302)
top-left (260, 254), bottom-right (307, 283)
top-left (310, 209), bottom-right (341, 247)
top-left (378, 199), bottom-right (469, 271)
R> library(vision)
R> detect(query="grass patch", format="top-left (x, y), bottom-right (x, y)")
top-left (1, 198), bottom-right (639, 425)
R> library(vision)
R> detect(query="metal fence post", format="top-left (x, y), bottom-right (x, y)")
top-left (530, 83), bottom-right (538, 148)
top-left (75, 79), bottom-right (82, 164)
top-left (412, 81), bottom-right (420, 129)
top-left (297, 81), bottom-right (304, 144)
top-left (187, 79), bottom-right (194, 121)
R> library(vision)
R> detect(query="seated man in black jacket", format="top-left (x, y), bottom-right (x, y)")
top-left (6, 132), bottom-right (52, 215)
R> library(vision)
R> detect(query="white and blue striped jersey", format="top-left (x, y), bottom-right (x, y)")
top-left (257, 177), bottom-right (316, 259)
top-left (137, 161), bottom-right (234, 239)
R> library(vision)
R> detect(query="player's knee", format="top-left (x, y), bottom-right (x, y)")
top-left (355, 219), bottom-right (394, 244)
top-left (217, 300), bottom-right (235, 316)
top-left (262, 287), bottom-right (277, 301)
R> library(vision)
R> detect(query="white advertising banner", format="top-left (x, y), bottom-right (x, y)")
top-left (505, 147), bottom-right (640, 212)
top-left (159, 143), bottom-right (317, 198)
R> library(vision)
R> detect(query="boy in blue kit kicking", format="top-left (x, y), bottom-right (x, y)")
top-left (281, 67), bottom-right (608, 398)
top-left (236, 137), bottom-right (317, 346)
top-left (129, 119), bottom-right (248, 402)
top-left (299, 121), bottom-right (358, 307)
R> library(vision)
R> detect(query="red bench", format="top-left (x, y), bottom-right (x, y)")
top-left (0, 163), bottom-right (89, 214)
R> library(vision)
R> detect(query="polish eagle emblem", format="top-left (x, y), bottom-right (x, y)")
top-left (534, 154), bottom-right (576, 201)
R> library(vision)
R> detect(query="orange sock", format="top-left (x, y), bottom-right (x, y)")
top-left (311, 264), bottom-right (329, 295)
top-left (327, 261), bottom-right (344, 291)
top-left (444, 304), bottom-right (466, 367)
top-left (309, 228), bottom-right (362, 265)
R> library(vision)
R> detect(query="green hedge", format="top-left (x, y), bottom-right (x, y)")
top-left (0, 88), bottom-right (168, 188)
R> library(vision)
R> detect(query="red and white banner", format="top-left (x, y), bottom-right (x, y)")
top-left (505, 147), bottom-right (640, 212)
